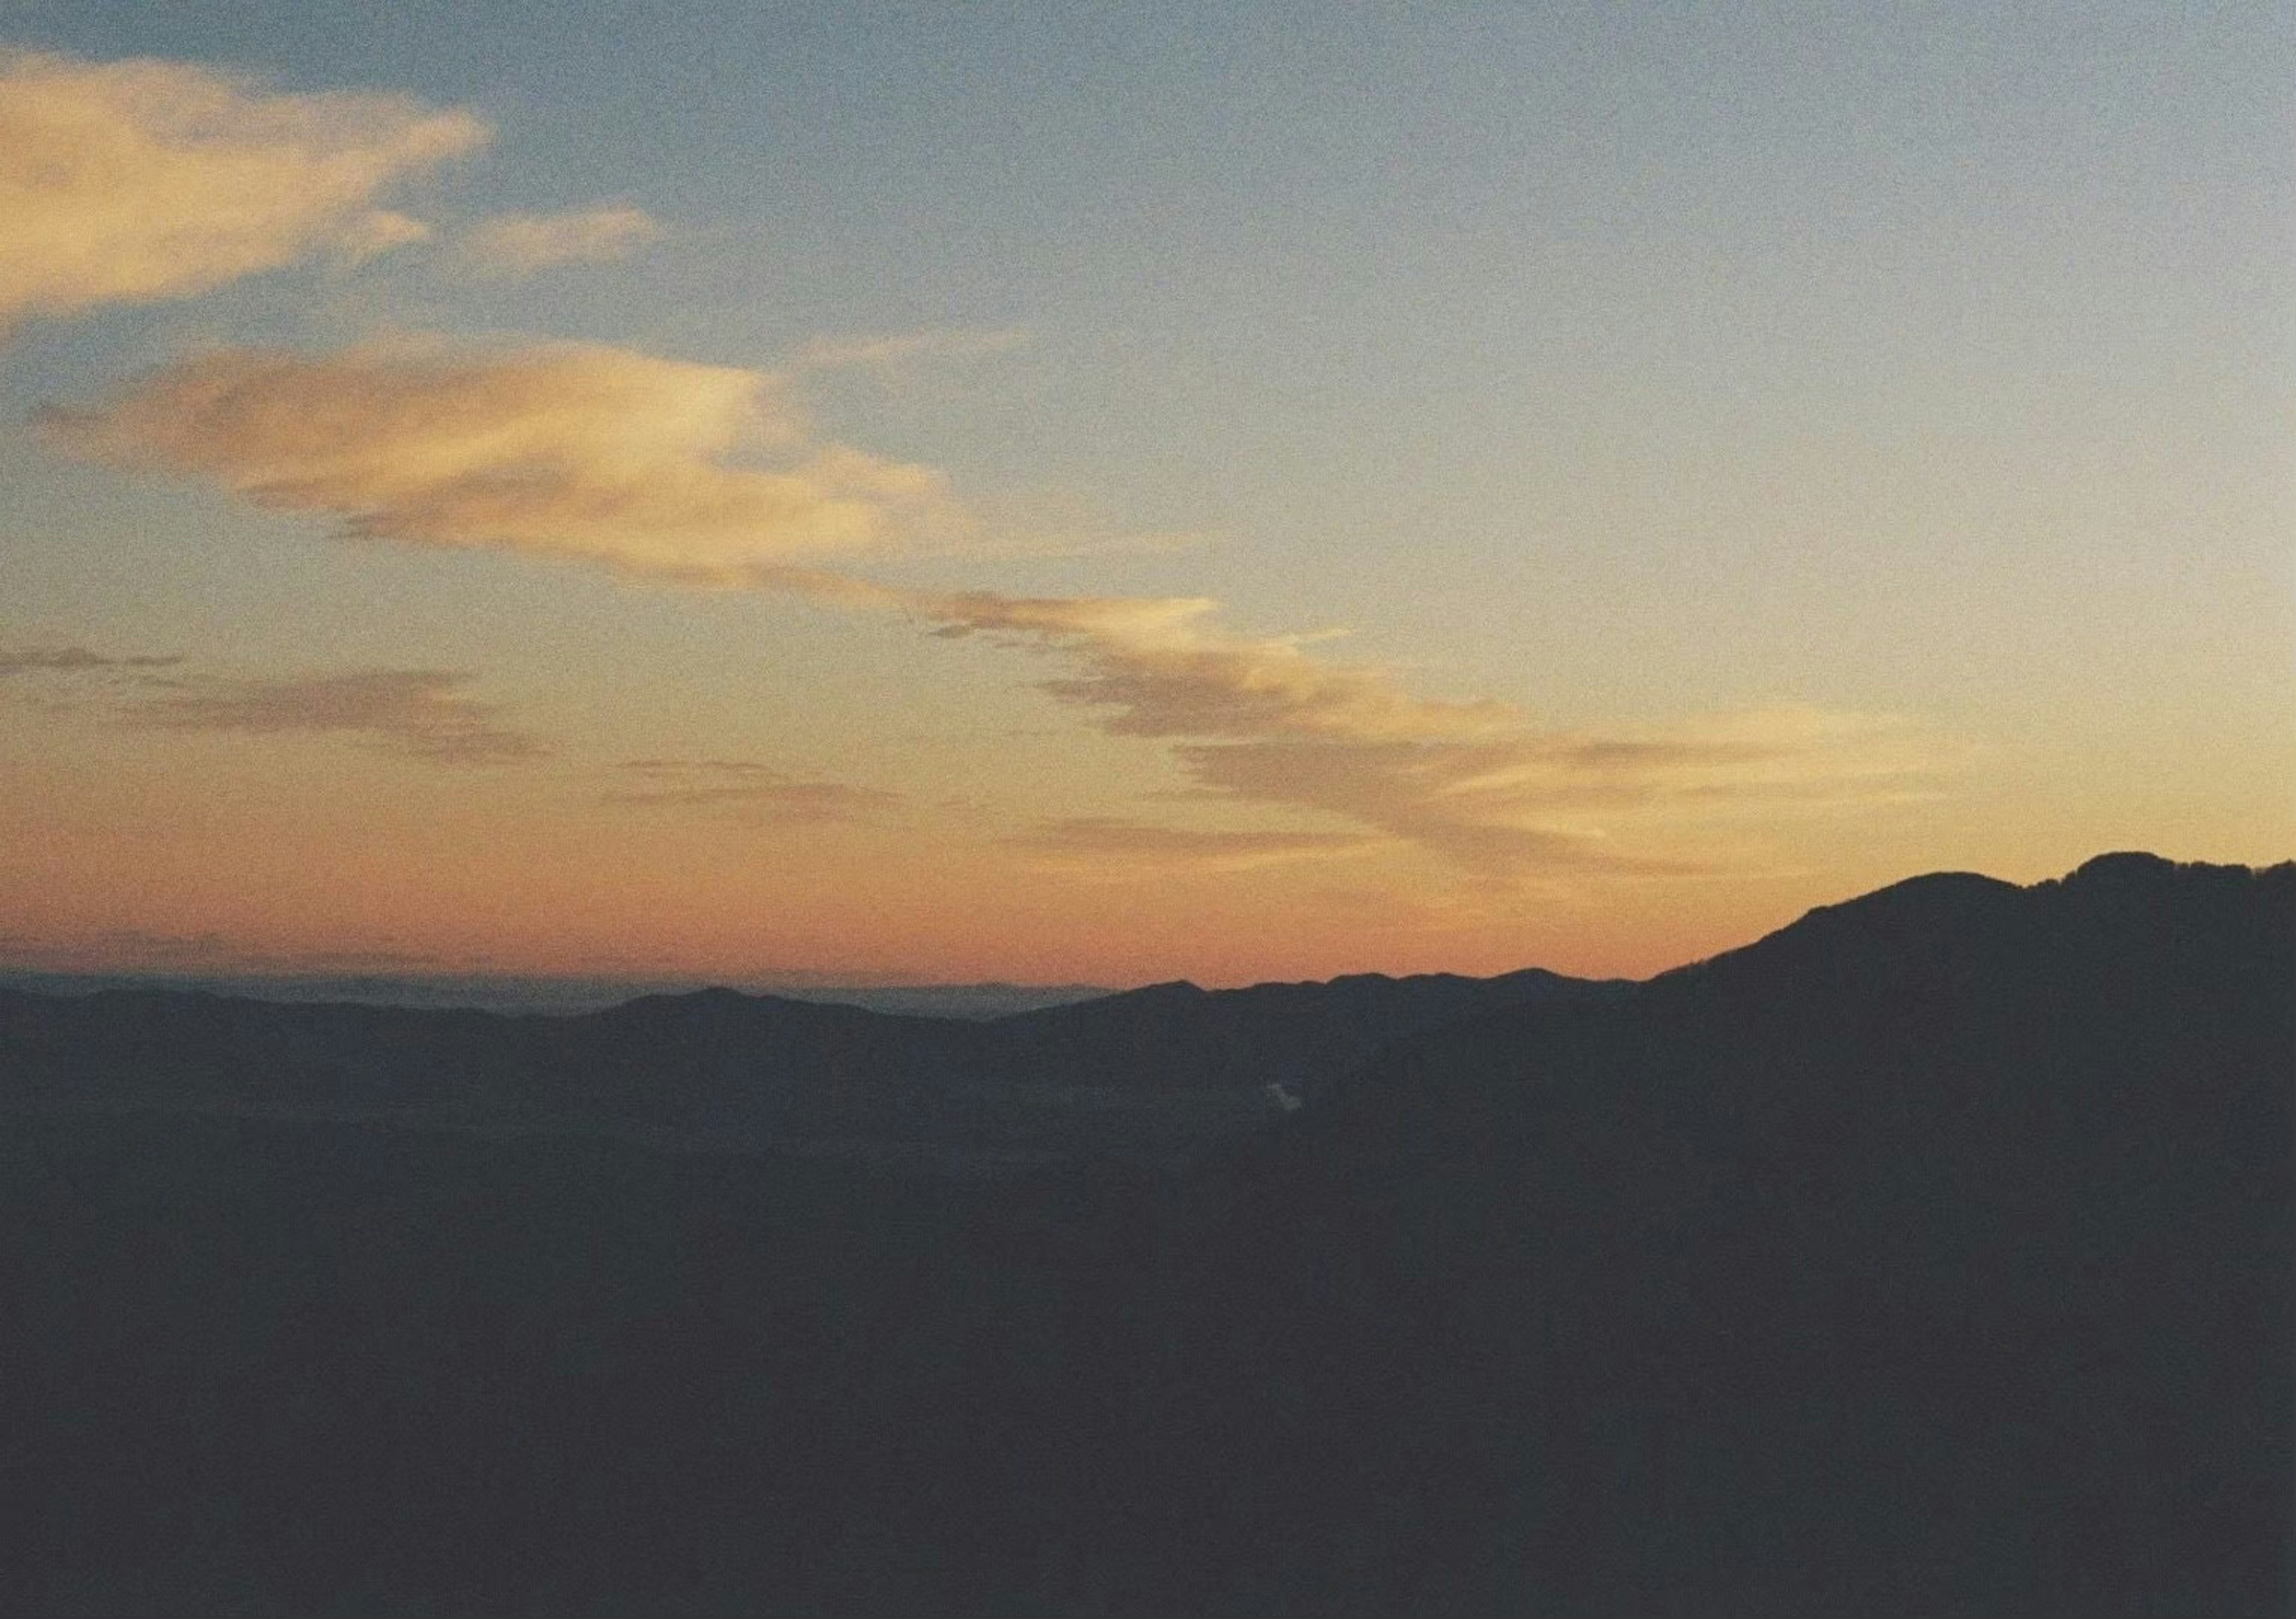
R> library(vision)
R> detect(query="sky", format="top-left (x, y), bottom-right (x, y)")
top-left (0, 1), bottom-right (2288, 988)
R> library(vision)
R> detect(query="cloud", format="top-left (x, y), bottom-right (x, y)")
top-left (462, 205), bottom-right (664, 277)
top-left (129, 668), bottom-right (546, 763)
top-left (920, 592), bottom-right (1516, 742)
top-left (917, 591), bottom-right (1951, 879)
top-left (338, 210), bottom-right (435, 263)
top-left (792, 328), bottom-right (1027, 374)
top-left (0, 930), bottom-right (450, 974)
top-left (606, 759), bottom-right (899, 823)
top-left (0, 646), bottom-right (182, 676)
top-left (37, 335), bottom-right (1951, 879)
top-left (0, 48), bottom-right (485, 331)
top-left (0, 928), bottom-right (237, 973)
top-left (0, 644), bottom-right (189, 718)
top-left (44, 338), bottom-right (972, 576)
top-left (0, 647), bottom-right (550, 767)
top-left (1013, 817), bottom-right (1379, 875)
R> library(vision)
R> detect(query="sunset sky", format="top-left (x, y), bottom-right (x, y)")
top-left (1, 3), bottom-right (2288, 988)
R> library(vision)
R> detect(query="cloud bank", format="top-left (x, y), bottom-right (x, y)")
top-left (0, 48), bottom-right (484, 330)
top-left (41, 331), bottom-right (1950, 876)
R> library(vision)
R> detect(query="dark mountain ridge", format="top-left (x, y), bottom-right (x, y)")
top-left (0, 971), bottom-right (1114, 1020)
top-left (0, 962), bottom-right (1620, 1161)
top-left (1116, 851), bottom-right (2293, 1614)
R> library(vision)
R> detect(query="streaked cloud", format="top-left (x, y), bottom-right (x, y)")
top-left (921, 592), bottom-right (1515, 742)
top-left (338, 210), bottom-right (436, 263)
top-left (44, 338), bottom-right (970, 576)
top-left (130, 668), bottom-right (546, 763)
top-left (0, 930), bottom-right (450, 974)
top-left (38, 334), bottom-right (1952, 879)
top-left (0, 646), bottom-right (549, 770)
top-left (792, 328), bottom-right (1027, 374)
top-left (0, 928), bottom-right (237, 972)
top-left (462, 205), bottom-right (664, 277)
top-left (1013, 817), bottom-right (1379, 874)
top-left (0, 646), bottom-right (182, 676)
top-left (0, 643), bottom-right (188, 719)
top-left (920, 591), bottom-right (1952, 879)
top-left (0, 48), bottom-right (485, 331)
top-left (605, 759), bottom-right (899, 824)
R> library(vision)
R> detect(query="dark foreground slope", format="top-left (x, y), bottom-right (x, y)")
top-left (1, 1118), bottom-right (1160, 1616)
top-left (0, 854), bottom-right (2286, 1616)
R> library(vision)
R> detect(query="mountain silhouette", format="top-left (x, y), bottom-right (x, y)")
top-left (1110, 852), bottom-right (2293, 1614)
top-left (0, 964), bottom-right (1618, 1163)
top-left (0, 971), bottom-right (1116, 1019)
top-left (0, 854), bottom-right (2284, 1615)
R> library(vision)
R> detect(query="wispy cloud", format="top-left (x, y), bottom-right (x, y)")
top-left (0, 929), bottom-right (451, 974)
top-left (0, 48), bottom-right (484, 332)
top-left (130, 668), bottom-right (546, 763)
top-left (0, 647), bottom-right (549, 766)
top-left (1013, 817), bottom-right (1379, 875)
top-left (604, 758), bottom-right (899, 824)
top-left (39, 332), bottom-right (1953, 880)
top-left (918, 593), bottom-right (1515, 742)
top-left (44, 338), bottom-right (973, 576)
top-left (791, 328), bottom-right (1027, 375)
top-left (461, 205), bottom-right (664, 277)
top-left (0, 643), bottom-right (189, 719)
top-left (0, 928), bottom-right (236, 971)
top-left (916, 591), bottom-right (1952, 879)
top-left (0, 646), bottom-right (183, 677)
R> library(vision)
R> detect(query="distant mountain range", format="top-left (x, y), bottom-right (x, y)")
top-left (0, 852), bottom-right (2285, 1617)
top-left (0, 963), bottom-right (1623, 1168)
top-left (0, 971), bottom-right (1115, 1019)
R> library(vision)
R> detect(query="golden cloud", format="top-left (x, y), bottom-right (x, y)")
top-left (919, 591), bottom-right (1517, 742)
top-left (917, 592), bottom-right (1953, 878)
top-left (44, 339), bottom-right (970, 575)
top-left (0, 48), bottom-right (486, 329)
top-left (462, 205), bottom-right (664, 277)
top-left (40, 329), bottom-right (1952, 879)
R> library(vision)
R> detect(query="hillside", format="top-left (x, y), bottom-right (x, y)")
top-left (1120, 853), bottom-right (2294, 1614)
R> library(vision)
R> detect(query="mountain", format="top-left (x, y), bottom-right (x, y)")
top-left (764, 980), bottom-right (1112, 1019)
top-left (1109, 853), bottom-right (2294, 1614)
top-left (0, 854), bottom-right (2284, 1616)
top-left (0, 964), bottom-right (1620, 1164)
top-left (0, 971), bottom-right (1115, 1019)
